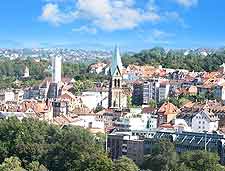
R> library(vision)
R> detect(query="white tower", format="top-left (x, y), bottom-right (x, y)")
top-left (52, 55), bottom-right (62, 84)
top-left (23, 66), bottom-right (30, 78)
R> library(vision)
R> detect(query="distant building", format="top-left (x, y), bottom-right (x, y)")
top-left (142, 79), bottom-right (170, 104)
top-left (0, 90), bottom-right (15, 102)
top-left (23, 66), bottom-right (30, 78)
top-left (52, 55), bottom-right (62, 84)
top-left (132, 82), bottom-right (143, 106)
top-left (191, 109), bottom-right (219, 133)
top-left (81, 91), bottom-right (108, 110)
top-left (158, 83), bottom-right (170, 102)
top-left (47, 55), bottom-right (62, 99)
top-left (215, 85), bottom-right (225, 101)
top-left (89, 62), bottom-right (108, 74)
top-left (157, 102), bottom-right (180, 126)
top-left (143, 79), bottom-right (159, 104)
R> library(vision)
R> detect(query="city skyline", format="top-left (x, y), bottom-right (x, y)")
top-left (0, 0), bottom-right (225, 50)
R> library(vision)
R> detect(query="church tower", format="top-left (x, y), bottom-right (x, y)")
top-left (108, 46), bottom-right (127, 109)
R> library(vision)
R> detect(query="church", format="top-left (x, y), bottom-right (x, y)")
top-left (108, 46), bottom-right (128, 109)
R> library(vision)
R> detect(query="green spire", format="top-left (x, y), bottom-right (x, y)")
top-left (111, 45), bottom-right (123, 76)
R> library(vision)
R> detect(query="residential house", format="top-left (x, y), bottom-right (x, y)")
top-left (157, 102), bottom-right (180, 126)
top-left (192, 109), bottom-right (219, 133)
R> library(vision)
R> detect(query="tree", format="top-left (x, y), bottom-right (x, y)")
top-left (0, 157), bottom-right (25, 171)
top-left (178, 150), bottom-right (225, 171)
top-left (113, 156), bottom-right (139, 171)
top-left (0, 118), bottom-right (112, 171)
top-left (127, 95), bottom-right (132, 108)
top-left (121, 47), bottom-right (225, 72)
top-left (142, 141), bottom-right (177, 171)
top-left (81, 153), bottom-right (113, 171)
top-left (26, 161), bottom-right (48, 171)
top-left (148, 100), bottom-right (157, 108)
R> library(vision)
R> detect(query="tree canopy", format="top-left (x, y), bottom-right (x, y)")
top-left (141, 140), bottom-right (225, 171)
top-left (0, 117), bottom-right (139, 171)
top-left (122, 47), bottom-right (225, 72)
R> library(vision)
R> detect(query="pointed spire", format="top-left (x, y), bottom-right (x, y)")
top-left (111, 45), bottom-right (123, 75)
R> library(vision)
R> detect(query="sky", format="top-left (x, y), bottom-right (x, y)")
top-left (0, 0), bottom-right (225, 51)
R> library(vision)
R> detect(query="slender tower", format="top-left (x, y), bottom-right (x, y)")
top-left (52, 55), bottom-right (62, 84)
top-left (47, 55), bottom-right (62, 99)
top-left (108, 46), bottom-right (124, 108)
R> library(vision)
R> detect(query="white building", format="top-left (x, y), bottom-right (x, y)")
top-left (69, 115), bottom-right (105, 130)
top-left (116, 113), bottom-right (157, 131)
top-left (192, 110), bottom-right (219, 133)
top-left (173, 118), bottom-right (192, 132)
top-left (4, 91), bottom-right (15, 102)
top-left (143, 79), bottom-right (160, 104)
top-left (52, 55), bottom-right (62, 84)
top-left (81, 91), bottom-right (108, 110)
top-left (143, 79), bottom-right (170, 104)
top-left (23, 66), bottom-right (30, 78)
top-left (158, 83), bottom-right (170, 102)
top-left (14, 89), bottom-right (24, 102)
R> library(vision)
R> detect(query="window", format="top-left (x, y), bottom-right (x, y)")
top-left (199, 121), bottom-right (201, 124)
top-left (114, 79), bottom-right (117, 87)
top-left (118, 79), bottom-right (120, 87)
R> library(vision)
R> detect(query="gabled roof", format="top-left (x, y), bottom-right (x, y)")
top-left (197, 110), bottom-right (219, 122)
top-left (59, 91), bottom-right (76, 101)
top-left (158, 102), bottom-right (180, 115)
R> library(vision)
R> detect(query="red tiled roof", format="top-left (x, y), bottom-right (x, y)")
top-left (158, 102), bottom-right (179, 115)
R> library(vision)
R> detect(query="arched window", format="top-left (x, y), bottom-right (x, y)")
top-left (113, 100), bottom-right (116, 107)
top-left (114, 79), bottom-right (117, 87)
top-left (118, 79), bottom-right (120, 87)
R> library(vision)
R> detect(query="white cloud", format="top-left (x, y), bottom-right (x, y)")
top-left (39, 0), bottom-right (192, 31)
top-left (152, 29), bottom-right (173, 39)
top-left (72, 26), bottom-right (97, 34)
top-left (39, 3), bottom-right (78, 26)
top-left (175, 0), bottom-right (198, 7)
top-left (137, 28), bottom-right (174, 45)
top-left (164, 11), bottom-right (189, 28)
top-left (40, 0), bottom-right (160, 30)
top-left (76, 0), bottom-right (160, 31)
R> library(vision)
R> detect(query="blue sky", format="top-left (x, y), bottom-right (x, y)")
top-left (0, 0), bottom-right (225, 51)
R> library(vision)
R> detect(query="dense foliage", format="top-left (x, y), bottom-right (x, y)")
top-left (0, 118), bottom-right (121, 171)
top-left (142, 140), bottom-right (225, 171)
top-left (113, 156), bottom-right (139, 171)
top-left (122, 47), bottom-right (225, 72)
top-left (0, 58), bottom-right (108, 90)
top-left (0, 157), bottom-right (47, 171)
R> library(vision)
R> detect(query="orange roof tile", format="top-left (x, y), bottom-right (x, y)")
top-left (158, 102), bottom-right (180, 115)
